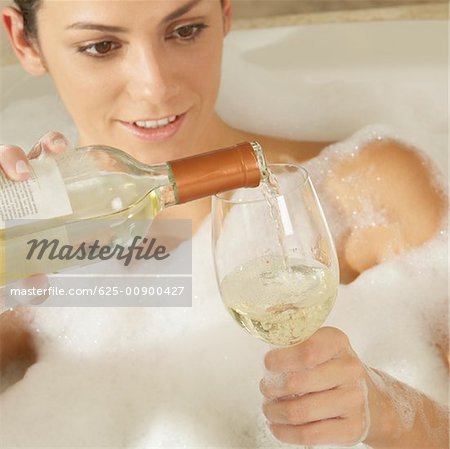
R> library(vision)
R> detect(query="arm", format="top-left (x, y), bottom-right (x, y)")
top-left (0, 132), bottom-right (68, 377)
top-left (261, 327), bottom-right (448, 448)
top-left (364, 367), bottom-right (448, 449)
top-left (0, 309), bottom-right (36, 375)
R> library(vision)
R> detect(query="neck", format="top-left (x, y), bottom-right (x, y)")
top-left (183, 112), bottom-right (246, 155)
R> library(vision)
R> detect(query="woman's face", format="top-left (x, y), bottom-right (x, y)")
top-left (33, 0), bottom-right (230, 162)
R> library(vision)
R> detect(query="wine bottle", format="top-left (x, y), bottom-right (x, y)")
top-left (0, 142), bottom-right (268, 285)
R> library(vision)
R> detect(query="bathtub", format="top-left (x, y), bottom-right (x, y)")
top-left (1, 20), bottom-right (448, 154)
top-left (0, 20), bottom-right (448, 448)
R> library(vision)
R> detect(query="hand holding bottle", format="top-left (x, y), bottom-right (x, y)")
top-left (0, 131), bottom-right (70, 310)
top-left (2, 140), bottom-right (268, 284)
top-left (0, 131), bottom-right (69, 180)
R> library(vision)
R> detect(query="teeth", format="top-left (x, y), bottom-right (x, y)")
top-left (134, 116), bottom-right (177, 129)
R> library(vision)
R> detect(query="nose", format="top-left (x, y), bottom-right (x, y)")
top-left (124, 43), bottom-right (179, 105)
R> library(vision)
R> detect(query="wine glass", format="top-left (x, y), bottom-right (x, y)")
top-left (212, 164), bottom-right (338, 448)
top-left (212, 163), bottom-right (339, 348)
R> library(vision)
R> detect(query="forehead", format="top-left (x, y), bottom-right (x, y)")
top-left (38, 0), bottom-right (215, 26)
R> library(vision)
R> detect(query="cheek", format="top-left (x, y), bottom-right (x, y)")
top-left (53, 74), bottom-right (110, 130)
top-left (48, 61), bottom-right (118, 124)
top-left (38, 37), bottom-right (117, 112)
top-left (190, 41), bottom-right (223, 103)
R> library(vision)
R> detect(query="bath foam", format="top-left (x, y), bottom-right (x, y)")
top-left (1, 140), bottom-right (447, 449)
top-left (0, 21), bottom-right (448, 449)
top-left (2, 197), bottom-right (446, 449)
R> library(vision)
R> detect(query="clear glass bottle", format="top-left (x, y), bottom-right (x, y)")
top-left (0, 142), bottom-right (268, 285)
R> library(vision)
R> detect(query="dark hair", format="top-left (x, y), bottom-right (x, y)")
top-left (14, 0), bottom-right (41, 39)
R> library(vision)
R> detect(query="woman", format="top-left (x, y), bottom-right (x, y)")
top-left (0, 0), bottom-right (447, 447)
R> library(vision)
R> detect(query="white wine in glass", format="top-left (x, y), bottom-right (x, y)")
top-left (212, 164), bottom-right (339, 347)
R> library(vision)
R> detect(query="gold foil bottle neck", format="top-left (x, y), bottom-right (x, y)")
top-left (169, 141), bottom-right (266, 204)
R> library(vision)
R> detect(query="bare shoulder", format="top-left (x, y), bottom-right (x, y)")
top-left (325, 138), bottom-right (447, 281)
top-left (331, 138), bottom-right (446, 237)
top-left (226, 127), bottom-right (447, 282)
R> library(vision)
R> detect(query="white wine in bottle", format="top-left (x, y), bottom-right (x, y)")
top-left (0, 142), bottom-right (268, 285)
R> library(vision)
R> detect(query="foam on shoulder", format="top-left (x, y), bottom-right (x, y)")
top-left (303, 125), bottom-right (447, 278)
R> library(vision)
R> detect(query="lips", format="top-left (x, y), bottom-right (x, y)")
top-left (119, 113), bottom-right (186, 142)
top-left (134, 115), bottom-right (177, 129)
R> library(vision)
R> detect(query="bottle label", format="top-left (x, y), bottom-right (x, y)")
top-left (0, 157), bottom-right (73, 230)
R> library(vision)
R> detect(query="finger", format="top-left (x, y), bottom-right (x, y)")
top-left (23, 274), bottom-right (50, 305)
top-left (0, 145), bottom-right (31, 181)
top-left (263, 385), bottom-right (363, 426)
top-left (268, 415), bottom-right (367, 447)
top-left (8, 274), bottom-right (50, 306)
top-left (261, 356), bottom-right (364, 400)
top-left (264, 327), bottom-right (350, 373)
top-left (28, 131), bottom-right (70, 159)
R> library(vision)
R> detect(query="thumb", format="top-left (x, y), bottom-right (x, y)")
top-left (28, 132), bottom-right (70, 159)
top-left (5, 274), bottom-right (50, 308)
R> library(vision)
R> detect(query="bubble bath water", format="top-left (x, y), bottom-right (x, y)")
top-left (0, 21), bottom-right (448, 448)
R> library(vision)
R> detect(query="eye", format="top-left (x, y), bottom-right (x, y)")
top-left (169, 23), bottom-right (208, 42)
top-left (77, 41), bottom-right (121, 57)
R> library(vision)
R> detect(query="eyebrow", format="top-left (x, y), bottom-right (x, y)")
top-left (65, 23), bottom-right (128, 33)
top-left (66, 0), bottom-right (204, 32)
top-left (162, 0), bottom-right (203, 23)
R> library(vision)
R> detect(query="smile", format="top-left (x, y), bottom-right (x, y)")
top-left (133, 116), bottom-right (177, 129)
top-left (119, 113), bottom-right (186, 142)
